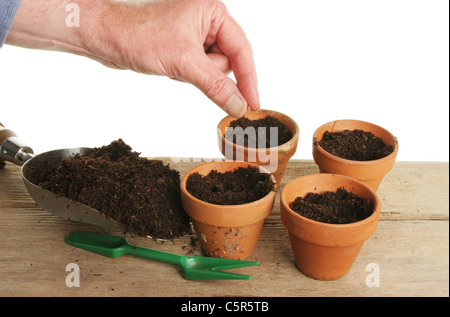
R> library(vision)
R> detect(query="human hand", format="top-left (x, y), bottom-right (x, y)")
top-left (7, 0), bottom-right (259, 118)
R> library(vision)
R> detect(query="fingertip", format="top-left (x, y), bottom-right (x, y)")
top-left (243, 92), bottom-right (260, 111)
top-left (246, 94), bottom-right (260, 111)
top-left (249, 103), bottom-right (260, 111)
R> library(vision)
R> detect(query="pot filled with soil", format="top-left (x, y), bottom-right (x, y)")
top-left (312, 119), bottom-right (398, 191)
top-left (217, 109), bottom-right (299, 187)
top-left (180, 161), bottom-right (276, 260)
top-left (280, 173), bottom-right (381, 281)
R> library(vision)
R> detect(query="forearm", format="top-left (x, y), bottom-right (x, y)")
top-left (6, 0), bottom-right (101, 57)
top-left (7, 0), bottom-right (160, 71)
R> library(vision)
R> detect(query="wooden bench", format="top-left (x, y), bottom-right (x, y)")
top-left (0, 159), bottom-right (448, 297)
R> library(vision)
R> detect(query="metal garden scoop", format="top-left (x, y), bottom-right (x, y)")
top-left (66, 231), bottom-right (260, 280)
top-left (0, 123), bottom-right (121, 230)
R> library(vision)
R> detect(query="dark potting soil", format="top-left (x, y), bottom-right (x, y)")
top-left (26, 139), bottom-right (191, 239)
top-left (186, 166), bottom-right (276, 205)
top-left (225, 115), bottom-right (293, 148)
top-left (289, 188), bottom-right (374, 224)
top-left (318, 129), bottom-right (394, 161)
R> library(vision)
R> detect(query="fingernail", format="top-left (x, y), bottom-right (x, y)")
top-left (225, 95), bottom-right (247, 118)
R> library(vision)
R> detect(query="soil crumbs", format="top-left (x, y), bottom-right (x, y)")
top-left (186, 166), bottom-right (276, 205)
top-left (27, 139), bottom-right (191, 239)
top-left (289, 188), bottom-right (374, 224)
top-left (318, 129), bottom-right (394, 161)
top-left (225, 115), bottom-right (293, 148)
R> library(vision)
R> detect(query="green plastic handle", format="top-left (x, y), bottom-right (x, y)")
top-left (65, 231), bottom-right (182, 265)
top-left (122, 244), bottom-right (182, 265)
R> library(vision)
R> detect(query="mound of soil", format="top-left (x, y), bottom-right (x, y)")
top-left (27, 139), bottom-right (191, 239)
top-left (225, 115), bottom-right (293, 148)
top-left (289, 188), bottom-right (374, 224)
top-left (186, 166), bottom-right (275, 205)
top-left (318, 129), bottom-right (394, 161)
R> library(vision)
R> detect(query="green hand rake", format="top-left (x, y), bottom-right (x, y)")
top-left (65, 231), bottom-right (259, 280)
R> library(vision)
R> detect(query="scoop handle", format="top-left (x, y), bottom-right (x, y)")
top-left (0, 122), bottom-right (34, 165)
top-left (0, 122), bottom-right (4, 166)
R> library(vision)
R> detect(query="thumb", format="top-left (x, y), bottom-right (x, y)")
top-left (185, 53), bottom-right (248, 118)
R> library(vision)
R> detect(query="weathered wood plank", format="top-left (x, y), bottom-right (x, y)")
top-left (0, 159), bottom-right (448, 297)
top-left (0, 218), bottom-right (447, 297)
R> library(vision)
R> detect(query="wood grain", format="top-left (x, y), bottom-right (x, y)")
top-left (0, 159), bottom-right (448, 297)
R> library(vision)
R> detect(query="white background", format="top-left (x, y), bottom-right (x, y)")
top-left (0, 0), bottom-right (448, 162)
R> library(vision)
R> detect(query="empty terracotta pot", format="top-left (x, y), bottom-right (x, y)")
top-left (312, 119), bottom-right (399, 191)
top-left (280, 173), bottom-right (381, 281)
top-left (180, 161), bottom-right (276, 260)
top-left (217, 109), bottom-right (299, 187)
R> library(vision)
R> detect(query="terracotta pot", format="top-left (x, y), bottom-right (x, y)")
top-left (280, 173), bottom-right (381, 281)
top-left (217, 109), bottom-right (299, 187)
top-left (180, 161), bottom-right (276, 260)
top-left (312, 119), bottom-right (399, 191)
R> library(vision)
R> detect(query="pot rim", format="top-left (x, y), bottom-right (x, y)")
top-left (218, 109), bottom-right (300, 153)
top-left (313, 119), bottom-right (399, 166)
top-left (180, 160), bottom-right (277, 210)
top-left (280, 173), bottom-right (382, 229)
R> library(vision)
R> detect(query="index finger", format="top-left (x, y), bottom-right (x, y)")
top-left (215, 12), bottom-right (260, 110)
